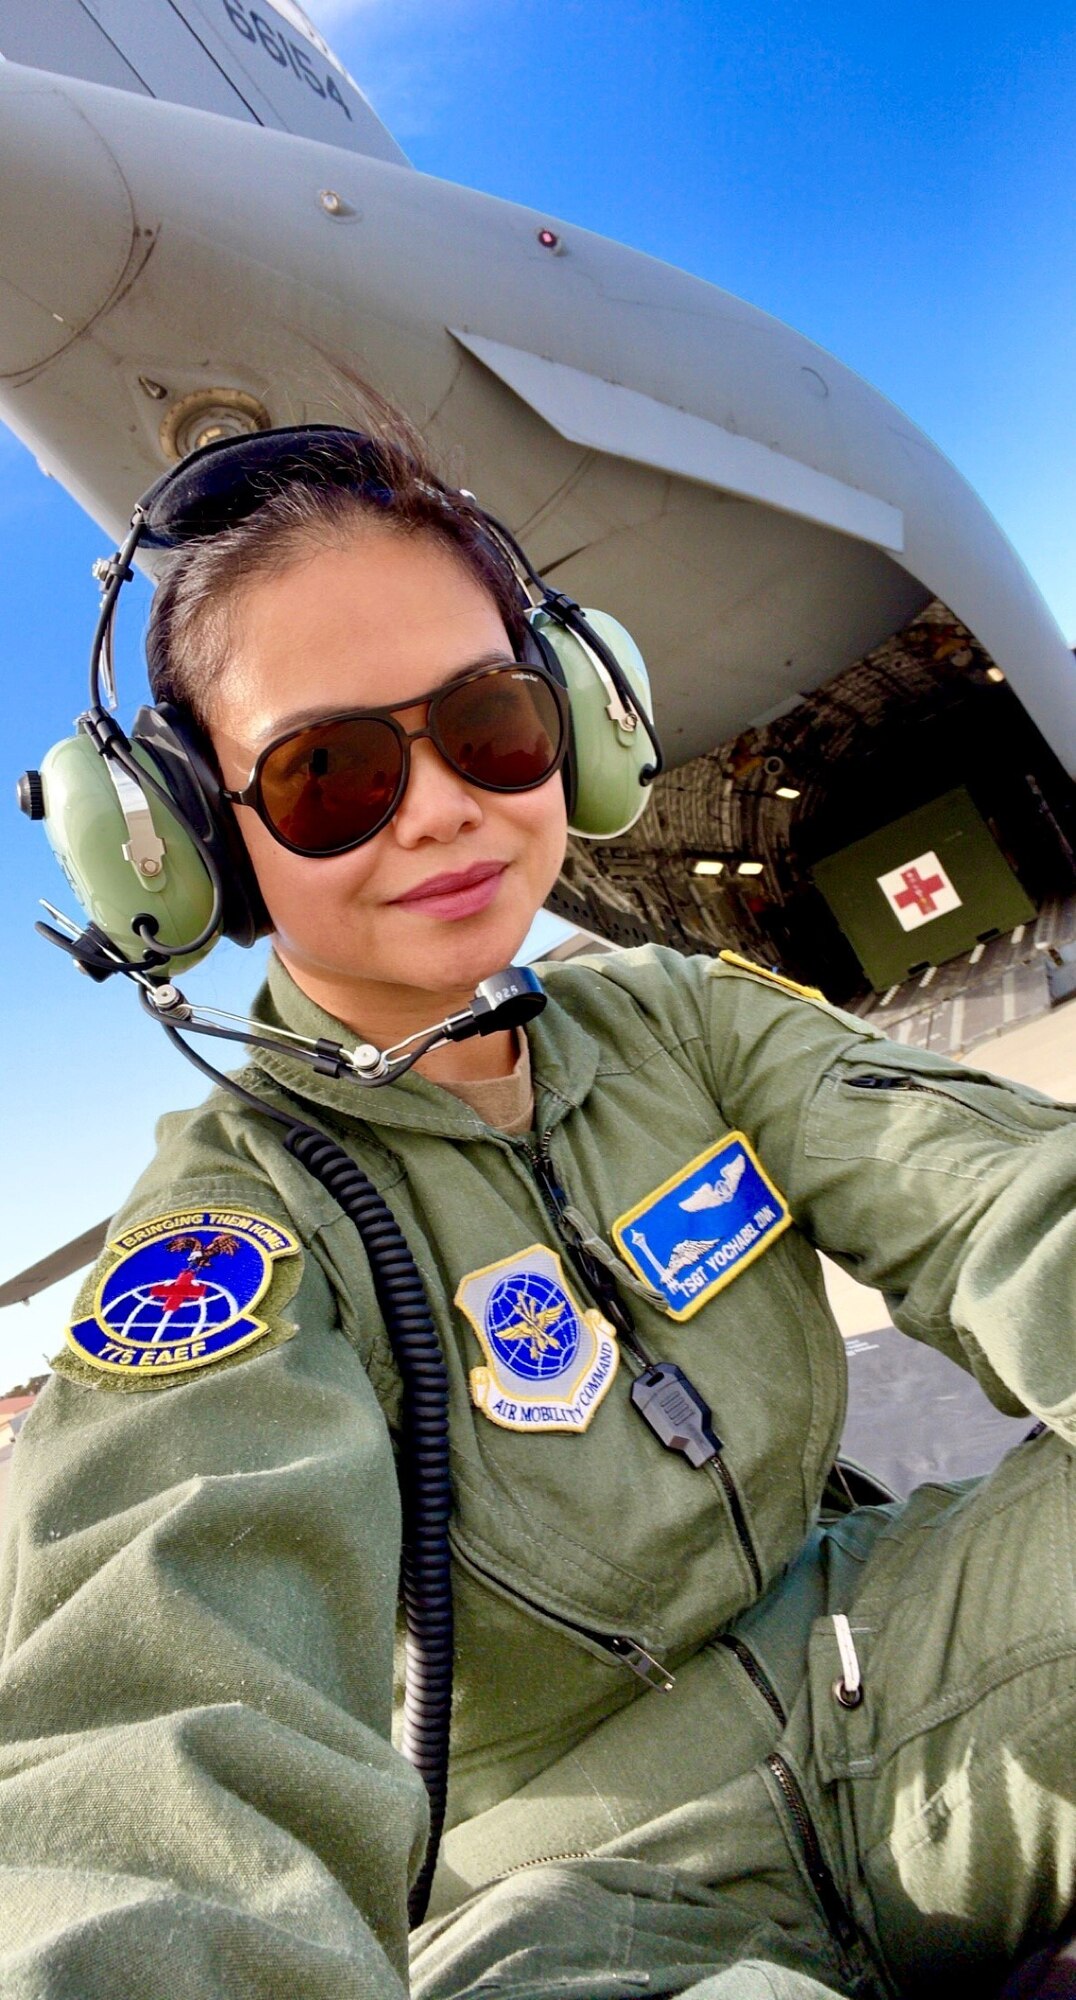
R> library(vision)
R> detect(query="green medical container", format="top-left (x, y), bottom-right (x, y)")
top-left (811, 787), bottom-right (1035, 991)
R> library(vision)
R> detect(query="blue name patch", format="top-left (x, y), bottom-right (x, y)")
top-left (612, 1133), bottom-right (790, 1321)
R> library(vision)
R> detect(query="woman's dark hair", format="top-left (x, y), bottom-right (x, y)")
top-left (145, 398), bottom-right (529, 727)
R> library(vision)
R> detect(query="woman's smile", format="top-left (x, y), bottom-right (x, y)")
top-left (388, 859), bottom-right (509, 919)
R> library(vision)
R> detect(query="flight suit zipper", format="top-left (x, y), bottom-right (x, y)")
top-left (454, 1541), bottom-right (675, 1690)
top-left (715, 1633), bottom-right (787, 1727)
top-left (520, 1134), bottom-right (764, 1598)
top-left (766, 1751), bottom-right (858, 1951)
top-left (524, 1134), bottom-right (642, 1351)
top-left (705, 1452), bottom-right (763, 1597)
top-left (717, 1638), bottom-right (857, 1952)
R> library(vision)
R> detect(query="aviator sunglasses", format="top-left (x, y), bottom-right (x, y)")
top-left (221, 661), bottom-right (571, 857)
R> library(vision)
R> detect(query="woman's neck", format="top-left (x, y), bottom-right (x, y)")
top-left (416, 1027), bottom-right (521, 1086)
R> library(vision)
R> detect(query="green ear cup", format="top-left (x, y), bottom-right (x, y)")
top-left (531, 607), bottom-right (656, 839)
top-left (39, 732), bottom-right (221, 972)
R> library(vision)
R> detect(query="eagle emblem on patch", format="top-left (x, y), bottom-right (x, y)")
top-left (66, 1208), bottom-right (300, 1377)
top-left (612, 1133), bottom-right (790, 1321)
top-left (456, 1244), bottom-right (618, 1433)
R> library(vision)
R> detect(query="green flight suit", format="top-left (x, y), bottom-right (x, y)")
top-left (1, 946), bottom-right (1074, 2000)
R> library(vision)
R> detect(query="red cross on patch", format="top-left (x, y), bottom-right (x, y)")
top-left (149, 1268), bottom-right (208, 1314)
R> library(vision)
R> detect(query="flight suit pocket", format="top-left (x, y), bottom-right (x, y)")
top-left (804, 1053), bottom-right (1071, 1182)
top-left (803, 1437), bottom-right (1076, 1993)
top-left (807, 1432), bottom-right (1076, 1784)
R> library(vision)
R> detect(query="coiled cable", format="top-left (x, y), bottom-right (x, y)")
top-left (158, 1023), bottom-right (453, 1928)
top-left (284, 1126), bottom-right (453, 1930)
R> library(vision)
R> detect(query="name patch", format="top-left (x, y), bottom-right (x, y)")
top-left (612, 1133), bottom-right (790, 1321)
top-left (66, 1208), bottom-right (300, 1376)
top-left (456, 1243), bottom-right (618, 1434)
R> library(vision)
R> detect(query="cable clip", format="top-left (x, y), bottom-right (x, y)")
top-left (541, 586), bottom-right (583, 620)
top-left (91, 553), bottom-right (135, 592)
top-left (630, 1361), bottom-right (722, 1468)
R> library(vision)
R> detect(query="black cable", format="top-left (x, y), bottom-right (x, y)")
top-left (561, 600), bottom-right (665, 782)
top-left (157, 1021), bottom-right (297, 1124)
top-left (155, 1004), bottom-right (446, 1085)
top-left (159, 1020), bottom-right (453, 1929)
top-left (284, 1127), bottom-right (452, 1930)
top-left (88, 512), bottom-right (145, 711)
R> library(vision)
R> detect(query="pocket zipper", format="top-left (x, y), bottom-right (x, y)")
top-left (715, 1633), bottom-right (786, 1726)
top-left (842, 1071), bottom-right (1039, 1134)
top-left (494, 1844), bottom-right (595, 1880)
top-left (766, 1750), bottom-right (858, 1950)
top-left (454, 1542), bottom-right (675, 1691)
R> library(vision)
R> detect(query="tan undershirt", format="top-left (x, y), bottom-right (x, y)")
top-left (436, 1032), bottom-right (535, 1135)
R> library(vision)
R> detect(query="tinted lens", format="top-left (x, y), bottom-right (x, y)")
top-left (257, 716), bottom-right (403, 853)
top-left (435, 670), bottom-right (564, 789)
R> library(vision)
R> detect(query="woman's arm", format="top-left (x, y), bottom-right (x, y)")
top-left (703, 956), bottom-right (1076, 1440)
top-left (0, 1189), bottom-right (425, 1997)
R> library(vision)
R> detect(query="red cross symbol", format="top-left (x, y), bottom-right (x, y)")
top-left (893, 865), bottom-right (945, 917)
top-left (149, 1267), bottom-right (207, 1314)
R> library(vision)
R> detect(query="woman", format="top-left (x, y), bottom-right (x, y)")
top-left (2, 415), bottom-right (1074, 2000)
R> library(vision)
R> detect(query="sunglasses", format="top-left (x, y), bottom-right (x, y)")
top-left (222, 662), bottom-right (570, 857)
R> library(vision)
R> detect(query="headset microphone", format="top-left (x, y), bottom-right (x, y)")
top-left (139, 960), bottom-right (545, 1086)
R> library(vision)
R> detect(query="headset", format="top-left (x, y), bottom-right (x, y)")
top-left (18, 423), bottom-right (662, 980)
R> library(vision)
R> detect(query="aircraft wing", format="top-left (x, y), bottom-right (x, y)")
top-left (0, 1221), bottom-right (110, 1310)
top-left (0, 0), bottom-right (409, 164)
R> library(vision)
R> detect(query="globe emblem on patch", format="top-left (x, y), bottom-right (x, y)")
top-left (97, 1227), bottom-right (265, 1351)
top-left (101, 1276), bottom-right (241, 1345)
top-left (485, 1269), bottom-right (579, 1382)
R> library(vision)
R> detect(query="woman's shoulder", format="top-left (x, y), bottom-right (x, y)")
top-left (46, 1071), bottom-right (389, 1399)
top-left (91, 1072), bottom-right (350, 1272)
top-left (539, 941), bottom-right (716, 1040)
top-left (113, 1076), bottom-right (305, 1233)
top-left (541, 940), bottom-right (880, 1039)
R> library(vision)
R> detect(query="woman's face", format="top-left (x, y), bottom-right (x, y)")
top-left (206, 523), bottom-right (568, 1033)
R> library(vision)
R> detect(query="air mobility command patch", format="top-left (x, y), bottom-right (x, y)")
top-left (64, 1208), bottom-right (301, 1381)
top-left (612, 1133), bottom-right (791, 1322)
top-left (456, 1244), bottom-right (618, 1434)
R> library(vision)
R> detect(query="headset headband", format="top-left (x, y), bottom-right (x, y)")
top-left (138, 424), bottom-right (466, 550)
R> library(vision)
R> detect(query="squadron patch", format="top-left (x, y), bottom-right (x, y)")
top-left (66, 1208), bottom-right (300, 1378)
top-left (456, 1244), bottom-right (618, 1434)
top-left (612, 1133), bottom-right (790, 1321)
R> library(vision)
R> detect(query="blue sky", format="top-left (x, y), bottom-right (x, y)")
top-left (2, 0), bottom-right (1075, 1385)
